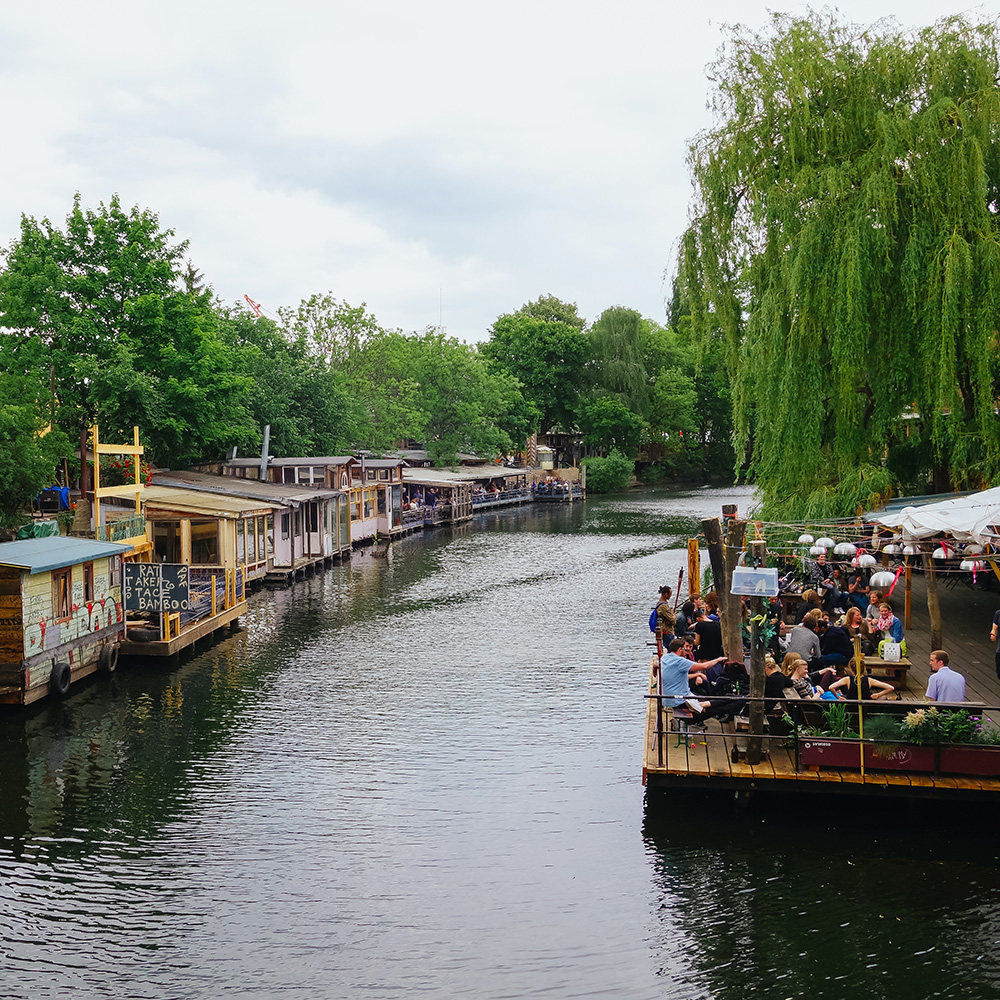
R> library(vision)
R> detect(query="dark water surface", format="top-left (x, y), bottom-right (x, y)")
top-left (2, 485), bottom-right (999, 999)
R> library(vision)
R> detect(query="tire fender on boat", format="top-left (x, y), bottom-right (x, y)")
top-left (49, 661), bottom-right (72, 698)
top-left (98, 644), bottom-right (119, 674)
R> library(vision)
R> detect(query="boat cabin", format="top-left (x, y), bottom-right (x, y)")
top-left (0, 537), bottom-right (133, 705)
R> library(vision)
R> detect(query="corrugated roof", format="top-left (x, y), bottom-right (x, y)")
top-left (403, 464), bottom-right (528, 483)
top-left (142, 485), bottom-right (280, 518)
top-left (151, 470), bottom-right (342, 505)
top-left (0, 537), bottom-right (134, 574)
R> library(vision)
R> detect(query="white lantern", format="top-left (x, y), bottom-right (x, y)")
top-left (965, 544), bottom-right (984, 555)
top-left (816, 536), bottom-right (835, 548)
top-left (809, 545), bottom-right (825, 555)
top-left (932, 546), bottom-right (948, 560)
top-left (902, 544), bottom-right (920, 556)
top-left (960, 559), bottom-right (984, 572)
top-left (882, 544), bottom-right (901, 555)
top-left (870, 571), bottom-right (896, 588)
top-left (833, 542), bottom-right (857, 556)
top-left (798, 533), bottom-right (815, 544)
top-left (857, 553), bottom-right (877, 567)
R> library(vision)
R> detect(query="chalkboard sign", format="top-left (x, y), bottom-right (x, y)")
top-left (124, 563), bottom-right (190, 612)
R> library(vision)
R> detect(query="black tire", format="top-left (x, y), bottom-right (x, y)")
top-left (49, 661), bottom-right (72, 698)
top-left (98, 644), bottom-right (119, 674)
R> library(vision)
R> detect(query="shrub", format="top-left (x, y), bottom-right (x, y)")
top-left (582, 450), bottom-right (633, 493)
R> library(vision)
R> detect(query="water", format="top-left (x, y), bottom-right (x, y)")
top-left (2, 485), bottom-right (1000, 999)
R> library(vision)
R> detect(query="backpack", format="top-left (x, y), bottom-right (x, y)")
top-left (648, 605), bottom-right (659, 632)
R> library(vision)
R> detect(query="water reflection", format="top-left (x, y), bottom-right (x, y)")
top-left (642, 792), bottom-right (1000, 998)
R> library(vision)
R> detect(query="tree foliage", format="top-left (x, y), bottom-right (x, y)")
top-left (0, 375), bottom-right (70, 530)
top-left (481, 296), bottom-right (590, 432)
top-left (679, 12), bottom-right (1000, 516)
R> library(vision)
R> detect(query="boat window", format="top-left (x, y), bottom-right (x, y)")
top-left (52, 567), bottom-right (72, 620)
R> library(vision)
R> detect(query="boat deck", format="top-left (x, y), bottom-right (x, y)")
top-left (643, 571), bottom-right (1000, 801)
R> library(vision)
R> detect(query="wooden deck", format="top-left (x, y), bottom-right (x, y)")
top-left (643, 571), bottom-right (1000, 801)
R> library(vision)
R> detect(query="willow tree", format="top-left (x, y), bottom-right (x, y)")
top-left (679, 12), bottom-right (1000, 517)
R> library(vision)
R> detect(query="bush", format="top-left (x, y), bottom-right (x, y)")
top-left (582, 450), bottom-right (634, 493)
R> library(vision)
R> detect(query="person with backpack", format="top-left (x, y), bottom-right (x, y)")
top-left (649, 585), bottom-right (675, 660)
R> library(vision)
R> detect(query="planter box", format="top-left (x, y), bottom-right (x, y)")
top-left (800, 739), bottom-right (1000, 777)
top-left (939, 745), bottom-right (1000, 777)
top-left (801, 739), bottom-right (935, 772)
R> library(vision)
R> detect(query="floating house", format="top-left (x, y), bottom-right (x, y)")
top-left (0, 537), bottom-right (133, 705)
top-left (117, 485), bottom-right (257, 656)
top-left (149, 471), bottom-right (348, 582)
top-left (400, 468), bottom-right (475, 525)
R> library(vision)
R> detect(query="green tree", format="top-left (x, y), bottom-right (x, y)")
top-left (679, 13), bottom-right (1000, 516)
top-left (481, 299), bottom-right (590, 432)
top-left (579, 395), bottom-right (645, 457)
top-left (278, 293), bottom-right (382, 364)
top-left (586, 306), bottom-right (650, 418)
top-left (0, 375), bottom-right (71, 530)
top-left (216, 303), bottom-right (351, 457)
top-left (0, 194), bottom-right (189, 486)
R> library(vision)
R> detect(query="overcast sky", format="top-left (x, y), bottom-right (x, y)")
top-left (1, 1), bottom-right (973, 342)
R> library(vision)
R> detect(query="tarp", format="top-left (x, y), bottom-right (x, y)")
top-left (876, 486), bottom-right (1000, 544)
top-left (15, 520), bottom-right (60, 540)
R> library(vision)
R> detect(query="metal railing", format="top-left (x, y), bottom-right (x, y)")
top-left (97, 514), bottom-right (146, 542)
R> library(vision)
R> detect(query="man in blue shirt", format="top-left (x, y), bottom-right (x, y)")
top-left (925, 649), bottom-right (966, 702)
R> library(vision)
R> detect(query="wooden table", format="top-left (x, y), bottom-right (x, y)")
top-left (864, 655), bottom-right (912, 690)
top-left (779, 591), bottom-right (805, 623)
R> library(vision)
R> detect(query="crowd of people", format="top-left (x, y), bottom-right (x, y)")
top-left (650, 553), bottom-right (971, 751)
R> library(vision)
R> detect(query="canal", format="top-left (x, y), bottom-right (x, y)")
top-left (2, 485), bottom-right (999, 999)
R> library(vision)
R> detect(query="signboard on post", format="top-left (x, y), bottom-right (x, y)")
top-left (730, 566), bottom-right (779, 597)
top-left (123, 563), bottom-right (190, 612)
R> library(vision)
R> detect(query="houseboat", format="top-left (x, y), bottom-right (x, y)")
top-left (0, 536), bottom-right (133, 705)
top-left (149, 470), bottom-right (348, 583)
top-left (117, 485), bottom-right (258, 656)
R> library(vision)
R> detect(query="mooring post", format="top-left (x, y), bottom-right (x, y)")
top-left (746, 539), bottom-right (767, 765)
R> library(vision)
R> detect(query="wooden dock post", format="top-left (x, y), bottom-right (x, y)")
top-left (687, 538), bottom-right (701, 598)
top-left (722, 516), bottom-right (747, 663)
top-left (923, 551), bottom-right (943, 649)
top-left (746, 539), bottom-right (767, 765)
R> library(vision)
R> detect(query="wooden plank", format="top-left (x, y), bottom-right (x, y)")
top-left (705, 733), bottom-right (732, 777)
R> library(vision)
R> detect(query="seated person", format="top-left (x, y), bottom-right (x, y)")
top-left (785, 657), bottom-right (821, 699)
top-left (785, 609), bottom-right (823, 662)
top-left (827, 658), bottom-right (895, 701)
top-left (668, 638), bottom-right (725, 692)
top-left (691, 609), bottom-right (725, 662)
top-left (781, 650), bottom-right (833, 692)
top-left (764, 655), bottom-right (796, 728)
top-left (795, 589), bottom-right (823, 624)
top-left (657, 649), bottom-right (712, 720)
top-left (874, 599), bottom-right (906, 655)
top-left (815, 616), bottom-right (853, 668)
top-left (847, 568), bottom-right (870, 612)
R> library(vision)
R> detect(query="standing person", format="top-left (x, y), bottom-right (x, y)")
top-left (654, 585), bottom-right (676, 657)
top-left (925, 650), bottom-right (966, 702)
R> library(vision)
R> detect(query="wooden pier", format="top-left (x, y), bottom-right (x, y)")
top-left (643, 571), bottom-right (1000, 802)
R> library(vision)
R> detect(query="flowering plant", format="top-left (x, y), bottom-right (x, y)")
top-left (899, 707), bottom-right (982, 746)
top-left (94, 456), bottom-right (152, 488)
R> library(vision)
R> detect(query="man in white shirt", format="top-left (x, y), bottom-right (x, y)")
top-left (925, 649), bottom-right (966, 702)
